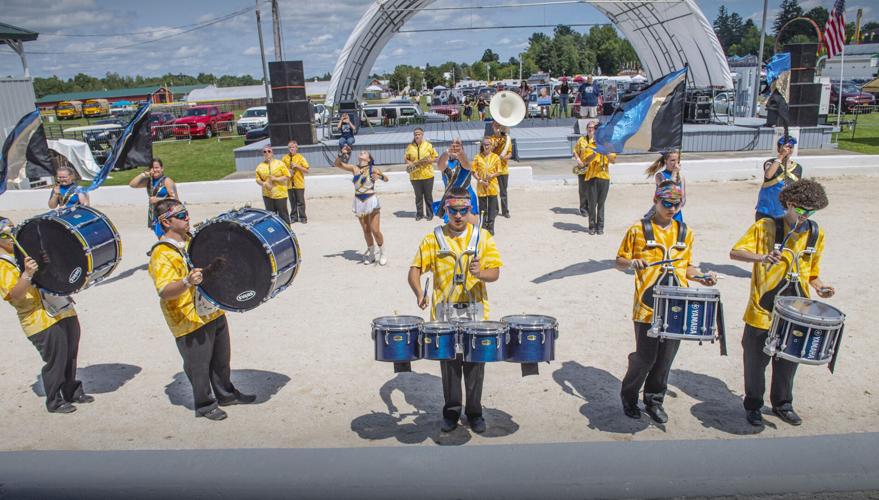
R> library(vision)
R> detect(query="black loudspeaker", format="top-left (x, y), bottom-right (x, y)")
top-left (790, 68), bottom-right (816, 84)
top-left (784, 43), bottom-right (819, 69)
top-left (271, 86), bottom-right (306, 102)
top-left (789, 104), bottom-right (819, 127)
top-left (268, 61), bottom-right (304, 86)
top-left (267, 101), bottom-right (312, 124)
top-left (269, 123), bottom-right (316, 146)
top-left (788, 83), bottom-right (822, 105)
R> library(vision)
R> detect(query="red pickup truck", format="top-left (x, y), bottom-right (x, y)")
top-left (173, 105), bottom-right (234, 139)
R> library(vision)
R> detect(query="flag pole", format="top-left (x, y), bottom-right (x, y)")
top-left (836, 45), bottom-right (845, 128)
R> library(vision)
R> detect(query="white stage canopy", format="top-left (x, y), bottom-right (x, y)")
top-left (325, 0), bottom-right (733, 107)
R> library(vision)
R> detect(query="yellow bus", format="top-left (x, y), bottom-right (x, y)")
top-left (56, 100), bottom-right (83, 119)
top-left (82, 99), bottom-right (110, 117)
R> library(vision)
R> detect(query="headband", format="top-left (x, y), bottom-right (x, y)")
top-left (157, 204), bottom-right (187, 222)
top-left (654, 183), bottom-right (683, 203)
top-left (778, 135), bottom-right (797, 147)
top-left (445, 197), bottom-right (472, 210)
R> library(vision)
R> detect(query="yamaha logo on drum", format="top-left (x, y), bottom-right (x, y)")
top-left (671, 306), bottom-right (682, 313)
top-left (481, 339), bottom-right (492, 346)
top-left (424, 337), bottom-right (433, 344)
top-left (236, 290), bottom-right (256, 302)
top-left (792, 329), bottom-right (804, 337)
top-left (527, 335), bottom-right (537, 341)
top-left (68, 267), bottom-right (82, 284)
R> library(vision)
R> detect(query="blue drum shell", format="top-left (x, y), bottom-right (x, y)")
top-left (662, 298), bottom-right (717, 340)
top-left (777, 318), bottom-right (832, 363)
top-left (506, 326), bottom-right (556, 362)
top-left (374, 327), bottom-right (421, 362)
top-left (461, 321), bottom-right (509, 363)
top-left (421, 323), bottom-right (457, 360)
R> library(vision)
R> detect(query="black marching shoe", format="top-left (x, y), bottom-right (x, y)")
top-left (645, 405), bottom-right (668, 424)
top-left (469, 416), bottom-right (487, 434)
top-left (746, 409), bottom-right (764, 426)
top-left (772, 407), bottom-right (802, 426)
top-left (502, 212), bottom-right (510, 218)
top-left (441, 417), bottom-right (458, 433)
top-left (596, 228), bottom-right (604, 235)
top-left (71, 394), bottom-right (95, 404)
top-left (415, 214), bottom-right (424, 221)
top-left (48, 402), bottom-right (77, 414)
top-left (200, 408), bottom-right (228, 421)
top-left (623, 404), bottom-right (641, 419)
top-left (218, 393), bottom-right (257, 407)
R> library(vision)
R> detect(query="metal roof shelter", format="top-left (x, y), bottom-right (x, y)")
top-left (325, 0), bottom-right (733, 107)
top-left (0, 22), bottom-right (38, 78)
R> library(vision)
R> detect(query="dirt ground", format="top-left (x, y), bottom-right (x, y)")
top-left (0, 175), bottom-right (875, 451)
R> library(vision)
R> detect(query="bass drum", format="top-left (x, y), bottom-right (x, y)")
top-left (188, 208), bottom-right (300, 312)
top-left (14, 205), bottom-right (121, 295)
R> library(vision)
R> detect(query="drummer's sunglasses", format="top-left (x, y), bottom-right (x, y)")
top-left (170, 210), bottom-right (189, 221)
top-left (794, 206), bottom-right (816, 217)
top-left (660, 200), bottom-right (681, 209)
top-left (447, 207), bottom-right (470, 216)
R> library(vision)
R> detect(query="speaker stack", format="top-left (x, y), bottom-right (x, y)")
top-left (684, 88), bottom-right (712, 124)
top-left (267, 61), bottom-right (316, 146)
top-left (784, 43), bottom-right (821, 127)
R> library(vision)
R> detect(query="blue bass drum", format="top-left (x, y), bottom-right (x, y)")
top-left (461, 321), bottom-right (509, 363)
top-left (14, 205), bottom-right (121, 295)
top-left (650, 285), bottom-right (721, 341)
top-left (502, 315), bottom-right (558, 363)
top-left (373, 316), bottom-right (423, 362)
top-left (421, 321), bottom-right (458, 360)
top-left (764, 297), bottom-right (845, 365)
top-left (189, 208), bottom-right (300, 312)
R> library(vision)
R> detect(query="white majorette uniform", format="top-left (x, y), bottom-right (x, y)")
top-left (352, 164), bottom-right (380, 217)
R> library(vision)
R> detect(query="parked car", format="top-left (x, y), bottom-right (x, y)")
top-left (430, 103), bottom-right (461, 121)
top-left (244, 124), bottom-right (269, 145)
top-left (361, 103), bottom-right (449, 127)
top-left (713, 91), bottom-right (735, 116)
top-left (236, 106), bottom-right (268, 135)
top-left (149, 112), bottom-right (176, 140)
top-left (173, 105), bottom-right (235, 139)
top-left (830, 81), bottom-right (876, 113)
top-left (62, 124), bottom-right (123, 165)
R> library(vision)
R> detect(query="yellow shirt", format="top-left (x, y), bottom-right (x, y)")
top-left (616, 220), bottom-right (694, 323)
top-left (411, 224), bottom-right (503, 320)
top-left (732, 218), bottom-right (825, 330)
top-left (256, 159), bottom-right (290, 199)
top-left (148, 242), bottom-right (225, 338)
top-left (490, 134), bottom-right (512, 175)
top-left (473, 152), bottom-right (501, 197)
top-left (404, 141), bottom-right (438, 181)
top-left (282, 153), bottom-right (309, 190)
top-left (0, 257), bottom-right (76, 337)
top-left (573, 136), bottom-right (610, 180)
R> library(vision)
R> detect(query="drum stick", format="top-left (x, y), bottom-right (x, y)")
top-left (422, 277), bottom-right (430, 303)
top-left (647, 258), bottom-right (680, 268)
top-left (1, 233), bottom-right (31, 260)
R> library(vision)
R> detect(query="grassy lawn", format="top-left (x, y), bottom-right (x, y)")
top-left (835, 111), bottom-right (879, 154)
top-left (101, 137), bottom-right (244, 186)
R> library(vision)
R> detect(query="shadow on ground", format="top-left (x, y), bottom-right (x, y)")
top-left (32, 363), bottom-right (142, 396)
top-left (699, 262), bottom-right (752, 279)
top-left (533, 259), bottom-right (624, 283)
top-left (164, 369), bottom-right (290, 411)
top-left (670, 368), bottom-right (771, 434)
top-left (393, 210), bottom-right (418, 219)
top-left (95, 264), bottom-right (148, 287)
top-left (323, 250), bottom-right (364, 262)
top-left (550, 207), bottom-right (582, 216)
top-left (553, 221), bottom-right (590, 234)
top-left (350, 371), bottom-right (519, 446)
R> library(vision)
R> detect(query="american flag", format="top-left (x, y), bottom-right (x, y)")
top-left (824, 0), bottom-right (847, 58)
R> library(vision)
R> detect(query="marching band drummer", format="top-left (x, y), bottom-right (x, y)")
top-left (489, 121), bottom-right (513, 218)
top-left (335, 145), bottom-right (390, 265)
top-left (615, 181), bottom-right (717, 423)
top-left (48, 165), bottom-right (89, 209)
top-left (148, 200), bottom-right (256, 421)
top-left (0, 216), bottom-right (94, 414)
top-left (755, 136), bottom-right (802, 221)
top-left (730, 179), bottom-right (834, 427)
top-left (128, 158), bottom-right (178, 238)
top-left (404, 128), bottom-right (439, 221)
top-left (408, 188), bottom-right (503, 434)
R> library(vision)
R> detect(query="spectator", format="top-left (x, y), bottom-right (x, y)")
top-left (556, 79), bottom-right (571, 118)
top-left (337, 113), bottom-right (357, 150)
top-left (578, 76), bottom-right (601, 118)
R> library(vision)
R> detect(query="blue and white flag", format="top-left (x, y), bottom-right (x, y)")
top-left (0, 109), bottom-right (53, 196)
top-left (594, 67), bottom-right (687, 154)
top-left (765, 52), bottom-right (791, 89)
top-left (85, 102), bottom-right (153, 192)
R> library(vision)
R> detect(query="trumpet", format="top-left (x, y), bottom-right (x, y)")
top-left (572, 164), bottom-right (587, 175)
top-left (406, 156), bottom-right (434, 174)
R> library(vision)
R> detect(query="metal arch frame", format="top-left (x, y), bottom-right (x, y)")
top-left (325, 0), bottom-right (733, 107)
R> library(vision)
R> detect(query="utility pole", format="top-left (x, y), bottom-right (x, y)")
top-left (519, 54), bottom-right (523, 82)
top-left (751, 0), bottom-right (769, 118)
top-left (271, 0), bottom-right (283, 61)
top-left (256, 0), bottom-right (272, 103)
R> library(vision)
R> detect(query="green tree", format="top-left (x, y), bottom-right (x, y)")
top-left (774, 0), bottom-right (805, 45)
top-left (480, 49), bottom-right (499, 63)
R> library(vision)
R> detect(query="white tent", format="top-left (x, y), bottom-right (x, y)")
top-left (48, 139), bottom-right (100, 181)
top-left (326, 0), bottom-right (733, 107)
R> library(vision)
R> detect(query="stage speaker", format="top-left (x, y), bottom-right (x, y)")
top-left (783, 43), bottom-right (819, 69)
top-left (790, 68), bottom-right (816, 84)
top-left (789, 104), bottom-right (819, 127)
top-left (267, 101), bottom-right (313, 124)
top-left (269, 60), bottom-right (306, 101)
top-left (269, 122), bottom-right (316, 146)
top-left (788, 83), bottom-right (822, 105)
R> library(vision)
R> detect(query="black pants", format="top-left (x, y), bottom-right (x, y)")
top-left (497, 174), bottom-right (510, 216)
top-left (742, 324), bottom-right (798, 411)
top-left (288, 188), bottom-right (306, 222)
top-left (478, 195), bottom-right (499, 234)
top-left (440, 355), bottom-right (485, 420)
top-left (586, 178), bottom-right (610, 230)
top-left (620, 321), bottom-right (680, 407)
top-left (175, 316), bottom-right (242, 416)
top-left (411, 178), bottom-right (434, 218)
top-left (29, 316), bottom-right (84, 411)
top-left (577, 175), bottom-right (589, 215)
top-left (263, 196), bottom-right (291, 225)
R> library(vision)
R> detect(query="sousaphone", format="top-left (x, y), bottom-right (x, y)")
top-left (489, 91), bottom-right (526, 127)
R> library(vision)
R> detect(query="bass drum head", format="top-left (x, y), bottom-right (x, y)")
top-left (189, 221), bottom-right (273, 310)
top-left (14, 218), bottom-right (88, 294)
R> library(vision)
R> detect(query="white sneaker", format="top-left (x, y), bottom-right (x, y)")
top-left (362, 247), bottom-right (375, 264)
top-left (378, 246), bottom-right (388, 266)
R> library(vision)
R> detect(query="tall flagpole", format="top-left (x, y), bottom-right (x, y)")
top-left (256, 0), bottom-right (272, 104)
top-left (751, 0), bottom-right (769, 118)
top-left (836, 45), bottom-right (845, 127)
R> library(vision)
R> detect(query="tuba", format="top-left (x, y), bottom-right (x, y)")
top-left (489, 91), bottom-right (526, 128)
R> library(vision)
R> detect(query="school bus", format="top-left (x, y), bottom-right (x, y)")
top-left (82, 99), bottom-right (111, 117)
top-left (55, 100), bottom-right (83, 119)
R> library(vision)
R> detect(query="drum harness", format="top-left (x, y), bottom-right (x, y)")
top-left (0, 253), bottom-right (75, 317)
top-left (758, 218), bottom-right (820, 312)
top-left (432, 224), bottom-right (483, 325)
top-left (149, 238), bottom-right (220, 317)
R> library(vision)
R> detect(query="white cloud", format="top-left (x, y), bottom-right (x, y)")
top-left (243, 46), bottom-right (261, 56)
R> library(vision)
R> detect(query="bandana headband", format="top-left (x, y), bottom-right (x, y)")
top-left (157, 204), bottom-right (187, 222)
top-left (654, 184), bottom-right (683, 203)
top-left (445, 197), bottom-right (472, 210)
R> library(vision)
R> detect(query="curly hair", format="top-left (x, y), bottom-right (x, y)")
top-left (778, 179), bottom-right (829, 210)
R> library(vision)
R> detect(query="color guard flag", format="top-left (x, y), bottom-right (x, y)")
top-left (0, 109), bottom-right (54, 195)
top-left (85, 102), bottom-right (153, 192)
top-left (594, 67), bottom-right (687, 154)
top-left (824, 0), bottom-right (847, 59)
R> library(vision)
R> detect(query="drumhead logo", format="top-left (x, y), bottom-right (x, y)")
top-left (424, 337), bottom-right (433, 344)
top-left (792, 330), bottom-right (804, 338)
top-left (393, 335), bottom-right (403, 342)
top-left (236, 290), bottom-right (256, 302)
top-left (671, 306), bottom-right (682, 313)
top-left (527, 335), bottom-right (537, 341)
top-left (68, 267), bottom-right (82, 284)
top-left (481, 339), bottom-right (492, 346)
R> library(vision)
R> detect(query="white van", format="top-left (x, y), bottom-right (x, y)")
top-left (361, 103), bottom-right (448, 127)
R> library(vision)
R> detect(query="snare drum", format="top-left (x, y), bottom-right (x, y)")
top-left (421, 321), bottom-right (458, 360)
top-left (650, 285), bottom-right (721, 341)
top-left (14, 206), bottom-right (121, 295)
top-left (764, 297), bottom-right (845, 365)
top-left (188, 208), bottom-right (300, 312)
top-left (460, 321), bottom-right (509, 363)
top-left (502, 315), bottom-right (558, 363)
top-left (373, 316), bottom-right (423, 362)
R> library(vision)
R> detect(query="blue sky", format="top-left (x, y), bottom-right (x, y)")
top-left (0, 0), bottom-right (874, 80)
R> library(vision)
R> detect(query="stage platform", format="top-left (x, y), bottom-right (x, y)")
top-left (234, 117), bottom-right (835, 171)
